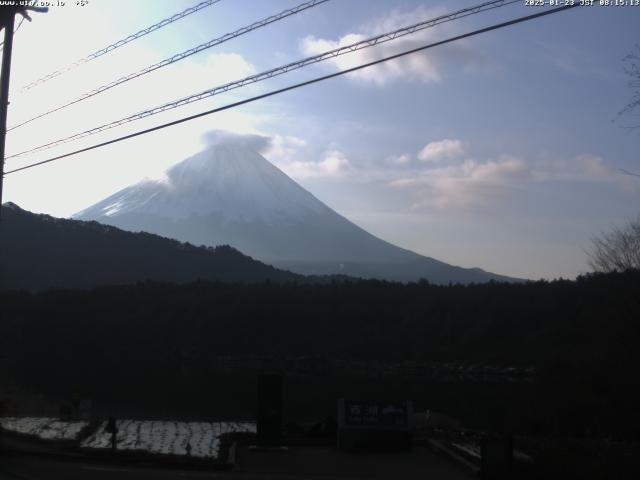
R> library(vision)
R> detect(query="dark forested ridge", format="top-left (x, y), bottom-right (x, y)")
top-left (1, 271), bottom-right (639, 438)
top-left (0, 203), bottom-right (301, 290)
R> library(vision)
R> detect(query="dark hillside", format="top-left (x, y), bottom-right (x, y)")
top-left (0, 203), bottom-right (300, 291)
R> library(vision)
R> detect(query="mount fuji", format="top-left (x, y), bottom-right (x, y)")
top-left (74, 141), bottom-right (518, 284)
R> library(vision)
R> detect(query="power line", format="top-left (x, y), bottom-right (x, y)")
top-left (14, 16), bottom-right (25, 34)
top-left (6, 0), bottom-right (520, 159)
top-left (17, 0), bottom-right (224, 93)
top-left (4, 4), bottom-right (580, 176)
top-left (8, 0), bottom-right (331, 132)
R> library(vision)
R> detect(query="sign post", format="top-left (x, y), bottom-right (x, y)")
top-left (337, 399), bottom-right (413, 450)
top-left (105, 417), bottom-right (118, 454)
top-left (256, 374), bottom-right (283, 448)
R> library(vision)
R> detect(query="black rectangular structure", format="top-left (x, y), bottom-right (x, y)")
top-left (256, 374), bottom-right (283, 447)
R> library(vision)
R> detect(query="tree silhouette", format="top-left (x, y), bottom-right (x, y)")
top-left (618, 44), bottom-right (640, 130)
top-left (587, 215), bottom-right (640, 272)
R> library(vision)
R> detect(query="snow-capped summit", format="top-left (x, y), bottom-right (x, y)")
top-left (74, 140), bottom-right (519, 284)
top-left (75, 143), bottom-right (329, 225)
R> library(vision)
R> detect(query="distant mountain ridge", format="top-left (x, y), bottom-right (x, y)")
top-left (0, 202), bottom-right (300, 291)
top-left (74, 141), bottom-right (521, 284)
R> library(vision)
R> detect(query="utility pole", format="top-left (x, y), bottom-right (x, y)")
top-left (0, 3), bottom-right (47, 220)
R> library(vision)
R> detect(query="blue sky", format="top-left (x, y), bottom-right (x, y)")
top-left (3, 0), bottom-right (639, 280)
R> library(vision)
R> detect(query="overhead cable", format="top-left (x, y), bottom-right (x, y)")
top-left (8, 0), bottom-right (331, 132)
top-left (4, 4), bottom-right (580, 175)
top-left (6, 0), bottom-right (521, 159)
top-left (18, 0), bottom-right (224, 92)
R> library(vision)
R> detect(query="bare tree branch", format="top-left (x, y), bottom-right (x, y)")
top-left (587, 215), bottom-right (640, 273)
top-left (617, 44), bottom-right (640, 128)
top-left (620, 168), bottom-right (640, 178)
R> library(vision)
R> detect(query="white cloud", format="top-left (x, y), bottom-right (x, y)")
top-left (259, 134), bottom-right (349, 179)
top-left (392, 155), bottom-right (530, 209)
top-left (532, 154), bottom-right (639, 195)
top-left (300, 6), bottom-right (488, 86)
top-left (301, 32), bottom-right (440, 85)
top-left (280, 149), bottom-right (352, 179)
top-left (82, 51), bottom-right (257, 121)
top-left (194, 131), bottom-right (349, 180)
top-left (388, 143), bottom-right (636, 210)
top-left (386, 153), bottom-right (411, 165)
top-left (262, 134), bottom-right (308, 163)
top-left (532, 154), bottom-right (615, 182)
top-left (472, 156), bottom-right (531, 182)
top-left (8, 33), bottom-right (257, 160)
top-left (418, 139), bottom-right (465, 163)
top-left (200, 53), bottom-right (256, 82)
top-left (573, 154), bottom-right (611, 178)
top-left (201, 130), bottom-right (271, 151)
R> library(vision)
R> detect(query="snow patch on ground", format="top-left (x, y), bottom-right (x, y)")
top-left (81, 420), bottom-right (256, 459)
top-left (451, 440), bottom-right (533, 463)
top-left (452, 442), bottom-right (481, 459)
top-left (0, 417), bottom-right (88, 440)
